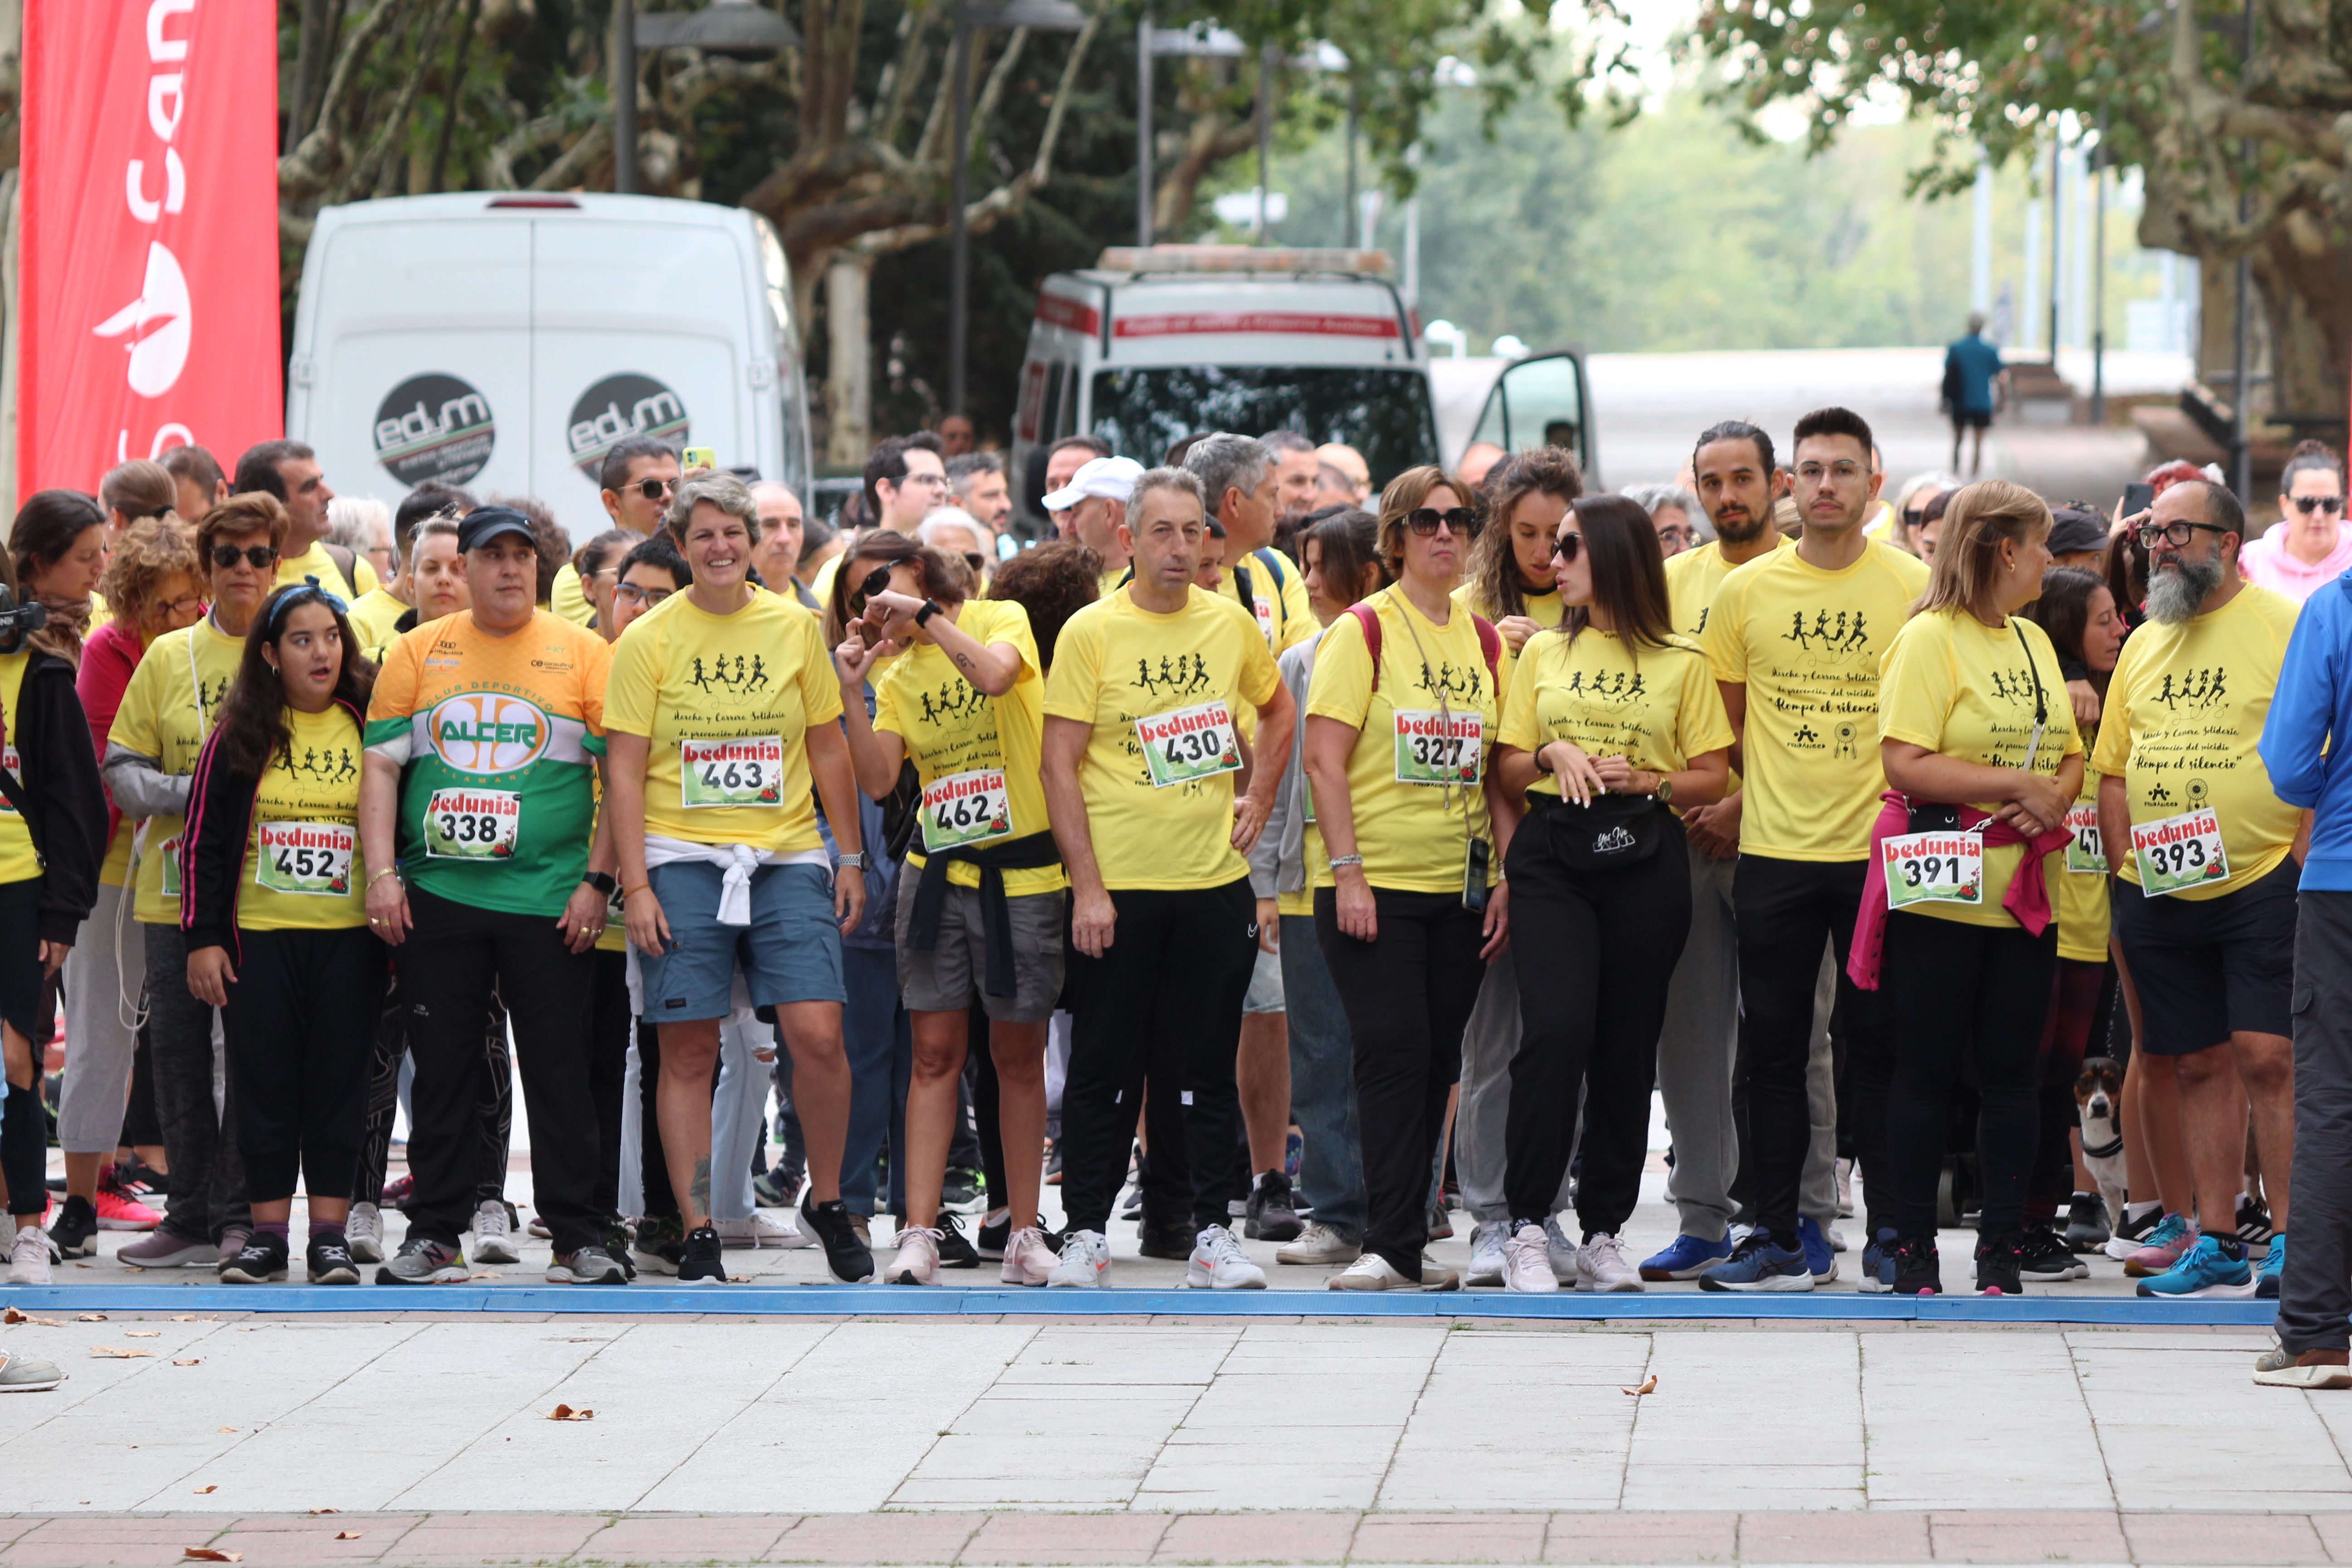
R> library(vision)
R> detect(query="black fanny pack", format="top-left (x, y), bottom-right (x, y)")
top-left (1535, 790), bottom-right (1669, 870)
top-left (1907, 801), bottom-right (1964, 835)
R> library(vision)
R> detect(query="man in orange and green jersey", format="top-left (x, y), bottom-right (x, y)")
top-left (358, 507), bottom-right (626, 1286)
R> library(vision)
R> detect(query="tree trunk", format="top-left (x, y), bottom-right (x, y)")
top-left (824, 254), bottom-right (873, 468)
top-left (2255, 224), bottom-right (2352, 425)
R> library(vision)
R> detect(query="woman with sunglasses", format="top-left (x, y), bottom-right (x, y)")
top-left (1456, 447), bottom-right (1582, 653)
top-left (1488, 496), bottom-right (1732, 1292)
top-left (1305, 467), bottom-right (1513, 1291)
top-left (101, 495), bottom-right (288, 1271)
top-left (2239, 441), bottom-right (2350, 603)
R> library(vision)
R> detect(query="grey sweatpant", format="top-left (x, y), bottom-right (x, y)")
top-left (57, 881), bottom-right (143, 1155)
top-left (1656, 852), bottom-right (1740, 1240)
top-left (2280, 889), bottom-right (2346, 1353)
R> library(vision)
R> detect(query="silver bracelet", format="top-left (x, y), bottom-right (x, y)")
top-left (1327, 853), bottom-right (1364, 868)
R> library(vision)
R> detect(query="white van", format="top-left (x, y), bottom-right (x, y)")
top-left (1010, 246), bottom-right (1440, 532)
top-left (286, 192), bottom-right (812, 537)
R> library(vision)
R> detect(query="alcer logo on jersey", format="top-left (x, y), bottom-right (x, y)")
top-left (429, 693), bottom-right (550, 774)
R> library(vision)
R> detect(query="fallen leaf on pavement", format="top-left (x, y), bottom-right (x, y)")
top-left (334, 1532), bottom-right (362, 1540)
top-left (546, 1404), bottom-right (594, 1421)
top-left (217, 1426), bottom-right (236, 1433)
top-left (1622, 1375), bottom-right (1658, 1396)
top-left (125, 1330), bottom-right (161, 1338)
top-left (467, 1272), bottom-right (502, 1281)
top-left (193, 1486), bottom-right (216, 1494)
top-left (308, 1508), bottom-right (339, 1515)
top-left (76, 1313), bottom-right (106, 1323)
top-left (181, 1551), bottom-right (240, 1563)
top-left (3, 1307), bottom-right (23, 1323)
top-left (173, 1359), bottom-right (201, 1367)
top-left (90, 1347), bottom-right (153, 1359)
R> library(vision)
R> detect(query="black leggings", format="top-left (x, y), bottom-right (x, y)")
top-left (221, 926), bottom-right (388, 1204)
top-left (1503, 809), bottom-right (1691, 1236)
top-left (0, 878), bottom-right (45, 1216)
top-left (1316, 885), bottom-right (1486, 1280)
top-left (588, 949), bottom-right (631, 1220)
top-left (2030, 957), bottom-right (2111, 1219)
top-left (1883, 910), bottom-right (2057, 1238)
top-left (353, 968), bottom-right (512, 1207)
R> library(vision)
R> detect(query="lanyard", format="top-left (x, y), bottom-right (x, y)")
top-left (2014, 619), bottom-right (2047, 773)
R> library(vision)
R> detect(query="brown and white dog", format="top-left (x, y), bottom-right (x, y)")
top-left (2075, 1056), bottom-right (2129, 1227)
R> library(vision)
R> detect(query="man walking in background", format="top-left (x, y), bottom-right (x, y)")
top-left (1941, 313), bottom-right (2005, 478)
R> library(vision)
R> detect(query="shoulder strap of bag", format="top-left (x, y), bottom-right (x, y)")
top-left (1474, 615), bottom-right (1500, 690)
top-left (1347, 601), bottom-right (1383, 694)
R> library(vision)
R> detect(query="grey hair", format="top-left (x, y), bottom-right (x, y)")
top-left (946, 451), bottom-right (1002, 488)
top-left (1257, 429), bottom-right (1316, 456)
top-left (1621, 482), bottom-right (1712, 543)
top-left (1124, 466), bottom-right (1207, 533)
top-left (1182, 433), bottom-right (1270, 517)
top-left (665, 471), bottom-right (762, 544)
top-left (917, 508), bottom-right (986, 548)
top-left (325, 495), bottom-right (391, 556)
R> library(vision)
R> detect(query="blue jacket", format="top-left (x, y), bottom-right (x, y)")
top-left (2259, 572), bottom-right (2352, 889)
top-left (1943, 334), bottom-right (2003, 414)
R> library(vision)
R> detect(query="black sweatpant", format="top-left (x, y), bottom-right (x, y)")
top-left (401, 886), bottom-right (601, 1254)
top-left (220, 926), bottom-right (387, 1203)
top-left (1060, 877), bottom-right (1256, 1237)
top-left (142, 922), bottom-right (248, 1243)
top-left (352, 968), bottom-right (512, 1207)
top-left (2282, 890), bottom-right (2352, 1354)
top-left (2029, 956), bottom-right (2109, 1219)
top-left (1883, 909), bottom-right (2057, 1238)
top-left (123, 1023), bottom-right (162, 1148)
top-left (1504, 809), bottom-right (1692, 1235)
top-left (588, 949), bottom-right (631, 1220)
top-left (1731, 854), bottom-right (1895, 1245)
top-left (0, 879), bottom-right (46, 1217)
top-left (1316, 885), bottom-right (1487, 1280)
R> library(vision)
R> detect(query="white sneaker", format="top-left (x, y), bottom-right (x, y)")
top-left (1328, 1251), bottom-right (1458, 1291)
top-left (1186, 1225), bottom-right (1266, 1290)
top-left (346, 1202), bottom-right (385, 1263)
top-left (1045, 1228), bottom-right (1110, 1288)
top-left (471, 1199), bottom-right (520, 1264)
top-left (1542, 1214), bottom-right (1579, 1283)
top-left (1275, 1222), bottom-right (1360, 1266)
top-left (1000, 1226), bottom-right (1058, 1286)
top-left (1575, 1231), bottom-right (1643, 1293)
top-left (9, 1228), bottom-right (51, 1286)
top-left (887, 1227), bottom-right (941, 1286)
top-left (1465, 1219), bottom-right (1509, 1286)
top-left (1828, 1224), bottom-right (1850, 1254)
top-left (714, 1211), bottom-right (813, 1249)
top-left (1503, 1224), bottom-right (1558, 1293)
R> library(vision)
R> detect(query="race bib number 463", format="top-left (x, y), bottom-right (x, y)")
top-left (681, 736), bottom-right (785, 808)
top-left (255, 821), bottom-right (355, 897)
top-left (423, 788), bottom-right (520, 859)
top-left (2063, 804), bottom-right (2107, 875)
top-left (1393, 710), bottom-right (1483, 786)
top-left (1881, 830), bottom-right (1984, 909)
top-left (2132, 807), bottom-right (2228, 897)
top-left (921, 768), bottom-right (1012, 853)
top-left (1137, 701), bottom-right (1240, 789)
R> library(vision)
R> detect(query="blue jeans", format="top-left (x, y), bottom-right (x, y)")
top-left (1281, 914), bottom-right (1365, 1239)
top-left (838, 945), bottom-right (911, 1218)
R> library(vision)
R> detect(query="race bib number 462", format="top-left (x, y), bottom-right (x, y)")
top-left (255, 821), bottom-right (355, 897)
top-left (1881, 829), bottom-right (1984, 909)
top-left (2063, 803), bottom-right (2107, 875)
top-left (1137, 701), bottom-right (1240, 789)
top-left (921, 768), bottom-right (1013, 853)
top-left (681, 736), bottom-right (785, 808)
top-left (2132, 807), bottom-right (2228, 897)
top-left (423, 788), bottom-right (520, 859)
top-left (1393, 710), bottom-right (1483, 786)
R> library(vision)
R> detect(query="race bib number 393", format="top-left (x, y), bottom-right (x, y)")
top-left (1881, 829), bottom-right (1984, 909)
top-left (2132, 807), bottom-right (2228, 897)
top-left (255, 821), bottom-right (355, 897)
top-left (1137, 701), bottom-right (1240, 789)
top-left (1393, 710), bottom-right (1483, 786)
top-left (921, 768), bottom-right (1013, 853)
top-left (681, 736), bottom-right (785, 808)
top-left (423, 788), bottom-right (520, 860)
top-left (2063, 804), bottom-right (2107, 875)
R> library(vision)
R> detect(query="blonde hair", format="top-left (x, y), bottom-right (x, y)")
top-left (100, 460), bottom-right (177, 526)
top-left (1916, 480), bottom-right (2053, 623)
top-left (98, 515), bottom-right (202, 638)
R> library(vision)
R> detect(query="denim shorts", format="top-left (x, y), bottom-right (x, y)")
top-left (639, 859), bottom-right (845, 1022)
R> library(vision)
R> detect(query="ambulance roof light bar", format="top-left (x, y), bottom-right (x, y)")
top-left (1094, 245), bottom-right (1393, 278)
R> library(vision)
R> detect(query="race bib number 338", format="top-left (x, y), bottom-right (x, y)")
top-left (423, 788), bottom-right (520, 859)
top-left (1881, 829), bottom-right (1984, 909)
top-left (2132, 807), bottom-right (2228, 897)
top-left (681, 736), bottom-right (785, 808)
top-left (1393, 710), bottom-right (1483, 786)
top-left (255, 821), bottom-right (355, 897)
top-left (1137, 701), bottom-right (1240, 789)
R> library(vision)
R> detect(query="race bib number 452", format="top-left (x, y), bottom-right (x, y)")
top-left (921, 768), bottom-right (1012, 853)
top-left (1137, 701), bottom-right (1240, 789)
top-left (2132, 807), bottom-right (2228, 897)
top-left (255, 821), bottom-right (355, 897)
top-left (1881, 829), bottom-right (1984, 909)
top-left (2063, 803), bottom-right (2107, 875)
top-left (1393, 710), bottom-right (1483, 786)
top-left (681, 736), bottom-right (785, 808)
top-left (423, 788), bottom-right (520, 859)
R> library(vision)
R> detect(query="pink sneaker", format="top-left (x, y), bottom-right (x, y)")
top-left (887, 1226), bottom-right (941, 1286)
top-left (93, 1172), bottom-right (160, 1232)
top-left (999, 1226), bottom-right (1058, 1287)
top-left (2124, 1213), bottom-right (2198, 1278)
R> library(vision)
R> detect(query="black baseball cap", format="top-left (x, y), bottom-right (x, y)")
top-left (2048, 504), bottom-right (2108, 557)
top-left (457, 505), bottom-right (536, 553)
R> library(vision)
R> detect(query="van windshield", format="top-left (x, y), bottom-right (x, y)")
top-left (1089, 367), bottom-right (1439, 484)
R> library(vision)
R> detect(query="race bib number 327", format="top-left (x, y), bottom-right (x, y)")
top-left (2132, 807), bottom-right (2228, 897)
top-left (1392, 710), bottom-right (1483, 786)
top-left (1137, 701), bottom-right (1240, 789)
top-left (1881, 829), bottom-right (1984, 909)
top-left (681, 736), bottom-right (785, 808)
top-left (255, 821), bottom-right (355, 897)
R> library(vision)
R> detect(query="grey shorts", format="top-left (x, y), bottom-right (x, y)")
top-left (893, 875), bottom-right (1066, 1023)
top-left (1243, 941), bottom-right (1285, 1014)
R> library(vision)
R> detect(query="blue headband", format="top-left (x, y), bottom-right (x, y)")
top-left (265, 577), bottom-right (348, 634)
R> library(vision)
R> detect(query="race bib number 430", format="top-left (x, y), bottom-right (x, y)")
top-left (1393, 710), bottom-right (1483, 786)
top-left (681, 736), bottom-right (785, 808)
top-left (423, 788), bottom-right (520, 859)
top-left (2063, 804), bottom-right (2107, 875)
top-left (1881, 829), bottom-right (1984, 909)
top-left (1137, 702), bottom-right (1240, 789)
top-left (255, 821), bottom-right (355, 897)
top-left (2132, 807), bottom-right (2228, 897)
top-left (921, 768), bottom-right (1013, 853)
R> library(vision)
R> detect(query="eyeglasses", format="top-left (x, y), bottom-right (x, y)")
top-left (158, 594), bottom-right (204, 619)
top-left (1406, 507), bottom-right (1480, 538)
top-left (2292, 495), bottom-right (2345, 516)
top-left (2132, 520), bottom-right (2230, 549)
top-left (210, 544), bottom-right (275, 570)
top-left (1552, 532), bottom-right (1584, 564)
top-left (633, 477), bottom-right (676, 503)
top-left (902, 473), bottom-right (949, 490)
top-left (1655, 526), bottom-right (1695, 548)
top-left (614, 582), bottom-right (672, 609)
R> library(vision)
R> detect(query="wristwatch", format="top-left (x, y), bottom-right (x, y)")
top-left (1654, 774), bottom-right (1675, 804)
top-left (580, 870), bottom-right (618, 897)
top-left (837, 851), bottom-right (867, 870)
top-left (913, 599), bottom-right (941, 628)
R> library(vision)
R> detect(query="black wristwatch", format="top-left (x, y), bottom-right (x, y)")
top-left (914, 598), bottom-right (941, 628)
top-left (581, 871), bottom-right (619, 897)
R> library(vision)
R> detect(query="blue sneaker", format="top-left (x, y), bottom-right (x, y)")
top-left (1798, 1215), bottom-right (1838, 1284)
top-left (2255, 1233), bottom-right (2286, 1300)
top-left (2136, 1234), bottom-right (2254, 1298)
top-left (1698, 1232), bottom-right (1813, 1293)
top-left (1638, 1233), bottom-right (1731, 1281)
top-left (1857, 1226), bottom-right (1897, 1293)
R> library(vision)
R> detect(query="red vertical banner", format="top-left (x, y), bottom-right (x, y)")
top-left (19, 0), bottom-right (282, 501)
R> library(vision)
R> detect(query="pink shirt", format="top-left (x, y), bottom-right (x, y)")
top-left (2241, 522), bottom-right (2352, 603)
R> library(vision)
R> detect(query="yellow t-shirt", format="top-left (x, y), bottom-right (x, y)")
top-left (1043, 584), bottom-right (1280, 891)
top-left (237, 704), bottom-right (368, 931)
top-left (345, 587), bottom-right (409, 654)
top-left (1304, 587), bottom-right (1505, 895)
top-left (603, 587), bottom-right (843, 853)
top-left (109, 618), bottom-right (245, 925)
top-left (1215, 547), bottom-right (1318, 656)
top-left (1453, 578), bottom-right (1566, 632)
top-left (1877, 608), bottom-right (2082, 927)
top-left (872, 598), bottom-right (1063, 896)
top-left (808, 550), bottom-right (848, 617)
top-left (88, 589), bottom-right (113, 633)
top-left (1702, 537), bottom-right (1930, 861)
top-left (2089, 584), bottom-right (2302, 901)
top-left (2057, 728), bottom-right (2110, 961)
top-left (549, 562), bottom-right (595, 628)
top-left (277, 540), bottom-right (380, 603)
top-left (0, 654), bottom-right (40, 884)
top-left (1499, 628), bottom-right (1731, 801)
top-left (1664, 535), bottom-right (1793, 642)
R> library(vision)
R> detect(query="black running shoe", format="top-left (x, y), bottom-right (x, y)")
top-left (1891, 1232), bottom-right (1943, 1296)
top-left (1973, 1231), bottom-right (2027, 1297)
top-left (677, 1225), bottom-right (726, 1285)
top-left (936, 1213), bottom-right (981, 1269)
top-left (219, 1231), bottom-right (289, 1284)
top-left (2237, 1193), bottom-right (2276, 1251)
top-left (800, 1196), bottom-right (877, 1283)
top-left (604, 1220), bottom-right (638, 1281)
top-left (1244, 1169), bottom-right (1304, 1243)
top-left (632, 1214), bottom-right (685, 1277)
top-left (2063, 1192), bottom-right (2111, 1253)
top-left (1137, 1219), bottom-right (1194, 1260)
top-left (46, 1194), bottom-right (96, 1259)
top-left (116, 1155), bottom-right (167, 1198)
top-left (2018, 1223), bottom-right (2087, 1281)
top-left (306, 1237), bottom-right (360, 1285)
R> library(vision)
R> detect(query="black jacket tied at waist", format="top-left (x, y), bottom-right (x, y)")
top-left (906, 830), bottom-right (1063, 997)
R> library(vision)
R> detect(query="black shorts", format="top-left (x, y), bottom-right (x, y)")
top-left (1951, 408), bottom-right (1992, 431)
top-left (2110, 857), bottom-right (2298, 1054)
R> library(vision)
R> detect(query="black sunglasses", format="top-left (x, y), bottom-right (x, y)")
top-left (1406, 507), bottom-right (1480, 538)
top-left (634, 477), bottom-right (676, 503)
top-left (1552, 532), bottom-right (1583, 564)
top-left (211, 544), bottom-right (275, 570)
top-left (2292, 495), bottom-right (2345, 516)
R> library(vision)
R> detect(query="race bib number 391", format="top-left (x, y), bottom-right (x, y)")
top-left (423, 788), bottom-right (520, 859)
top-left (1137, 701), bottom-right (1240, 789)
top-left (2132, 807), bottom-right (2228, 897)
top-left (1881, 829), bottom-right (1984, 909)
top-left (681, 736), bottom-right (785, 808)
top-left (1393, 710), bottom-right (1483, 786)
top-left (255, 821), bottom-right (355, 897)
top-left (2063, 803), bottom-right (2107, 875)
top-left (921, 768), bottom-right (1013, 853)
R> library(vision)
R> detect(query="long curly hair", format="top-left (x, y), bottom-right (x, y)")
top-left (1465, 446), bottom-right (1583, 619)
top-left (208, 584), bottom-right (375, 780)
top-left (98, 517), bottom-right (203, 642)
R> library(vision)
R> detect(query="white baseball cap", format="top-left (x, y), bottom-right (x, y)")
top-left (1040, 455), bottom-right (1144, 512)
